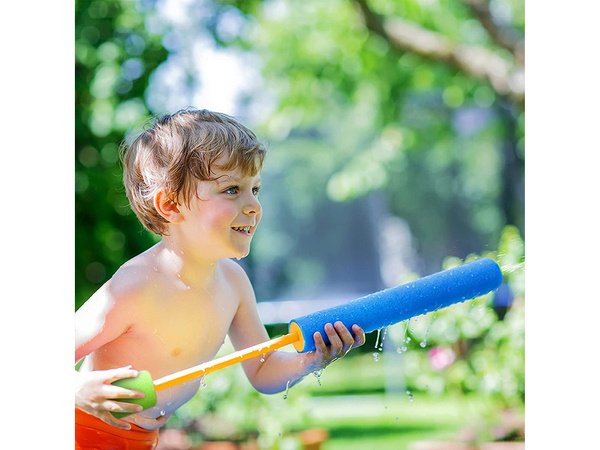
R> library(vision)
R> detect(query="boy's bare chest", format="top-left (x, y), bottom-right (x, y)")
top-left (122, 287), bottom-right (239, 377)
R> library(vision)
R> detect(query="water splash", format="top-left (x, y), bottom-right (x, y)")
top-left (501, 261), bottom-right (525, 274)
top-left (283, 380), bottom-right (291, 399)
top-left (406, 390), bottom-right (414, 402)
top-left (200, 376), bottom-right (207, 389)
top-left (374, 329), bottom-right (381, 350)
top-left (420, 313), bottom-right (438, 348)
top-left (468, 301), bottom-right (476, 314)
top-left (313, 369), bottom-right (323, 386)
top-left (373, 352), bottom-right (380, 362)
top-left (378, 328), bottom-right (388, 351)
top-left (160, 410), bottom-right (166, 417)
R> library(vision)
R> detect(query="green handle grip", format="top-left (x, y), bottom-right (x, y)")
top-left (109, 370), bottom-right (157, 418)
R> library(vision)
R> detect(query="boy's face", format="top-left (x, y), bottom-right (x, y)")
top-left (176, 163), bottom-right (262, 261)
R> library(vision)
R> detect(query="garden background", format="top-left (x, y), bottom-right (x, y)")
top-left (74, 0), bottom-right (526, 449)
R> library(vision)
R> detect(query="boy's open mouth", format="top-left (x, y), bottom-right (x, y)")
top-left (232, 226), bottom-right (252, 235)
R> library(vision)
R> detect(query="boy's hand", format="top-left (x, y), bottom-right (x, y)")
top-left (75, 365), bottom-right (146, 430)
top-left (306, 322), bottom-right (365, 372)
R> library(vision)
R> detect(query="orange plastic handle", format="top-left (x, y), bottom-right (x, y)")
top-left (153, 332), bottom-right (300, 391)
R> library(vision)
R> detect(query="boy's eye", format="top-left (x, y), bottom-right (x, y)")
top-left (252, 186), bottom-right (261, 196)
top-left (224, 186), bottom-right (239, 195)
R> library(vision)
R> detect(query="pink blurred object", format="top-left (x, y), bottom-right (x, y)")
top-left (428, 347), bottom-right (456, 371)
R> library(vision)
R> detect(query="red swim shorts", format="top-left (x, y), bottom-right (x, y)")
top-left (75, 407), bottom-right (159, 449)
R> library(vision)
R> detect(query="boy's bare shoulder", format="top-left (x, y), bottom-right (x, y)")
top-left (219, 258), bottom-right (253, 292)
top-left (106, 254), bottom-right (156, 303)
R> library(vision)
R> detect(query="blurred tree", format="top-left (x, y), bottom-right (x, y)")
top-left (75, 0), bottom-right (525, 305)
top-left (75, 0), bottom-right (168, 309)
top-left (217, 0), bottom-right (525, 279)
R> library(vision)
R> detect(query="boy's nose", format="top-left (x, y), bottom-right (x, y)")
top-left (242, 197), bottom-right (261, 216)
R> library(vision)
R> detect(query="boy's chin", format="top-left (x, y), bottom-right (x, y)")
top-left (231, 248), bottom-right (251, 261)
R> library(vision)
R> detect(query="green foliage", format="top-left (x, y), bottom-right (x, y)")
top-left (75, 0), bottom-right (168, 309)
top-left (387, 226), bottom-right (525, 407)
top-left (76, 0), bottom-right (524, 306)
top-left (231, 0), bottom-right (525, 271)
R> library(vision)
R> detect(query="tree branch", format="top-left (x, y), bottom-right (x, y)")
top-left (461, 0), bottom-right (524, 65)
top-left (352, 0), bottom-right (524, 105)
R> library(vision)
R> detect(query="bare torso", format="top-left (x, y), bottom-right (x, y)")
top-left (77, 245), bottom-right (242, 426)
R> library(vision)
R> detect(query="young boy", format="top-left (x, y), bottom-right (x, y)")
top-left (75, 109), bottom-right (365, 448)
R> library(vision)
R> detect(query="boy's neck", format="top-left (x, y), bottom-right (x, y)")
top-left (154, 238), bottom-right (219, 287)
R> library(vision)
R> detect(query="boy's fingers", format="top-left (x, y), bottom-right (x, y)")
top-left (351, 325), bottom-right (365, 347)
top-left (102, 400), bottom-right (142, 414)
top-left (99, 412), bottom-right (132, 430)
top-left (324, 323), bottom-right (343, 355)
top-left (334, 321), bottom-right (355, 350)
top-left (114, 402), bottom-right (145, 414)
top-left (105, 366), bottom-right (139, 383)
top-left (104, 385), bottom-right (145, 400)
top-left (313, 332), bottom-right (328, 355)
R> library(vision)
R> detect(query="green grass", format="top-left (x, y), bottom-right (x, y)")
top-left (302, 352), bottom-right (387, 396)
top-left (290, 352), bottom-right (507, 449)
top-left (301, 393), bottom-right (503, 450)
top-left (168, 345), bottom-right (515, 449)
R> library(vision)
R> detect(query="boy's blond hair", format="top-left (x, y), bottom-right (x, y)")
top-left (120, 108), bottom-right (266, 235)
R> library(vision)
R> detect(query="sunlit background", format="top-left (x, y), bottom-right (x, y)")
top-left (75, 0), bottom-right (525, 448)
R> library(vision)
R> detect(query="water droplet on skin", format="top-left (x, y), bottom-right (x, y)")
top-left (260, 355), bottom-right (265, 363)
top-left (160, 410), bottom-right (166, 416)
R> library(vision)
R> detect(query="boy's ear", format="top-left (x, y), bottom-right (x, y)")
top-left (154, 190), bottom-right (184, 224)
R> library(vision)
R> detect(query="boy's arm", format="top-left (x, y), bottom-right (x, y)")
top-left (75, 280), bottom-right (146, 429)
top-left (75, 280), bottom-right (131, 362)
top-left (226, 262), bottom-right (365, 394)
